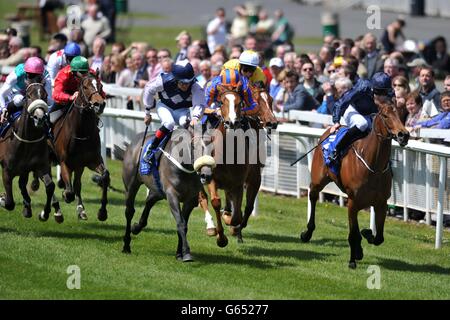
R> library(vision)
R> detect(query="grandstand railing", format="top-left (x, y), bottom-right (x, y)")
top-left (99, 85), bottom-right (449, 249)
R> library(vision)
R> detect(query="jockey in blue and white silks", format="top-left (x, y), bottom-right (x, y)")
top-left (0, 57), bottom-right (53, 123)
top-left (142, 61), bottom-right (205, 164)
top-left (328, 72), bottom-right (393, 161)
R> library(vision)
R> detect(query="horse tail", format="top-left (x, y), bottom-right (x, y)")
top-left (113, 143), bottom-right (128, 161)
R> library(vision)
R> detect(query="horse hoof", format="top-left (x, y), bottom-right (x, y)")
top-left (131, 223), bottom-right (142, 235)
top-left (78, 212), bottom-right (88, 221)
top-left (30, 179), bottom-right (40, 192)
top-left (206, 228), bottom-right (217, 236)
top-left (57, 179), bottom-right (65, 189)
top-left (122, 247), bottom-right (131, 254)
top-left (176, 253), bottom-right (183, 261)
top-left (38, 211), bottom-right (49, 222)
top-left (222, 212), bottom-right (232, 226)
top-left (216, 235), bottom-right (228, 248)
top-left (22, 208), bottom-right (32, 218)
top-left (230, 226), bottom-right (239, 236)
top-left (97, 209), bottom-right (108, 221)
top-left (348, 261), bottom-right (357, 269)
top-left (361, 229), bottom-right (374, 244)
top-left (300, 231), bottom-right (312, 243)
top-left (54, 212), bottom-right (64, 224)
top-left (182, 253), bottom-right (194, 262)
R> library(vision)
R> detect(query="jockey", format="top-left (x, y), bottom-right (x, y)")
top-left (142, 61), bottom-right (205, 164)
top-left (205, 68), bottom-right (257, 113)
top-left (0, 57), bottom-right (53, 123)
top-left (46, 42), bottom-right (82, 84)
top-left (52, 56), bottom-right (103, 113)
top-left (328, 72), bottom-right (393, 161)
top-left (222, 50), bottom-right (267, 88)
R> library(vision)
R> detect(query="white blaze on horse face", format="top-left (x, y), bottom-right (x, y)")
top-left (260, 91), bottom-right (270, 108)
top-left (92, 79), bottom-right (98, 92)
top-left (34, 108), bottom-right (45, 119)
top-left (225, 94), bottom-right (236, 124)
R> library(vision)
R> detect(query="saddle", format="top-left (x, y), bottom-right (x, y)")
top-left (321, 127), bottom-right (350, 175)
top-left (0, 111), bottom-right (22, 138)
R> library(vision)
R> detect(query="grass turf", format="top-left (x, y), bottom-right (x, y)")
top-left (0, 159), bottom-right (449, 299)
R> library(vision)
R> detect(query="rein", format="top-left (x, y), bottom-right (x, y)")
top-left (12, 130), bottom-right (45, 143)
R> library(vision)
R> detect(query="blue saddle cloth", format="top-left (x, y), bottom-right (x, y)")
top-left (139, 135), bottom-right (171, 193)
top-left (0, 111), bottom-right (22, 137)
top-left (322, 127), bottom-right (349, 175)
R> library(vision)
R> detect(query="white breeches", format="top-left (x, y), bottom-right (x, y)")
top-left (342, 104), bottom-right (371, 132)
top-left (156, 101), bottom-right (190, 130)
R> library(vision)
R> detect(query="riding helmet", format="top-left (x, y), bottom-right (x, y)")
top-left (239, 50), bottom-right (260, 67)
top-left (371, 72), bottom-right (392, 90)
top-left (64, 42), bottom-right (81, 57)
top-left (172, 62), bottom-right (196, 83)
top-left (70, 56), bottom-right (89, 73)
top-left (220, 69), bottom-right (241, 87)
top-left (24, 57), bottom-right (45, 74)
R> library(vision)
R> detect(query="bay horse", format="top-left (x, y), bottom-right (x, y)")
top-left (0, 81), bottom-right (60, 221)
top-left (51, 72), bottom-right (109, 221)
top-left (199, 84), bottom-right (263, 247)
top-left (300, 97), bottom-right (410, 268)
top-left (248, 85), bottom-right (278, 130)
top-left (120, 127), bottom-right (216, 261)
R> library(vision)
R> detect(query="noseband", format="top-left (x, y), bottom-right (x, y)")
top-left (373, 111), bottom-right (395, 141)
top-left (76, 75), bottom-right (103, 113)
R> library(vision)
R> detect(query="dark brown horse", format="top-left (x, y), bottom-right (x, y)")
top-left (300, 97), bottom-right (410, 268)
top-left (120, 127), bottom-right (216, 261)
top-left (200, 84), bottom-right (263, 247)
top-left (0, 82), bottom-right (60, 221)
top-left (51, 72), bottom-right (109, 221)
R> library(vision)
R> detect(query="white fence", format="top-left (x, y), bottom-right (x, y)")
top-left (100, 85), bottom-right (449, 248)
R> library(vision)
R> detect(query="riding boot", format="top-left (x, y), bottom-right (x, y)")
top-left (329, 126), bottom-right (367, 161)
top-left (143, 126), bottom-right (170, 165)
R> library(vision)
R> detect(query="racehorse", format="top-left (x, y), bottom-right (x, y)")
top-left (51, 72), bottom-right (109, 221)
top-left (0, 81), bottom-right (61, 221)
top-left (200, 84), bottom-right (263, 247)
top-left (120, 127), bottom-right (216, 261)
top-left (300, 97), bottom-right (410, 268)
top-left (248, 85), bottom-right (278, 130)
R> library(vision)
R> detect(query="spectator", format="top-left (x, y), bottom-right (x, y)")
top-left (283, 51), bottom-right (296, 72)
top-left (381, 18), bottom-right (406, 54)
top-left (414, 91), bottom-right (450, 129)
top-left (255, 9), bottom-right (274, 36)
top-left (40, 0), bottom-right (64, 36)
top-left (197, 60), bottom-right (212, 88)
top-left (70, 28), bottom-right (89, 57)
top-left (318, 76), bottom-right (352, 116)
top-left (230, 5), bottom-right (249, 45)
top-left (407, 57), bottom-right (429, 91)
top-left (157, 48), bottom-right (172, 61)
top-left (422, 36), bottom-right (450, 79)
top-left (361, 33), bottom-right (384, 79)
top-left (418, 66), bottom-right (441, 114)
top-left (269, 57), bottom-right (284, 99)
top-left (229, 44), bottom-right (244, 59)
top-left (271, 9), bottom-right (294, 47)
top-left (275, 44), bottom-right (287, 59)
top-left (160, 57), bottom-right (173, 74)
top-left (98, 0), bottom-right (116, 43)
top-left (195, 40), bottom-right (211, 60)
top-left (56, 15), bottom-right (71, 39)
top-left (81, 4), bottom-right (112, 48)
top-left (89, 37), bottom-right (106, 72)
top-left (174, 30), bottom-right (191, 63)
top-left (210, 63), bottom-right (222, 78)
top-left (300, 61), bottom-right (324, 103)
top-left (186, 45), bottom-right (201, 62)
top-left (384, 58), bottom-right (400, 78)
top-left (244, 35), bottom-right (257, 51)
top-left (110, 54), bottom-right (133, 87)
top-left (111, 42), bottom-right (126, 55)
top-left (319, 45), bottom-right (335, 66)
top-left (281, 70), bottom-right (320, 112)
top-left (405, 91), bottom-right (424, 129)
top-left (99, 54), bottom-right (115, 83)
top-left (206, 7), bottom-right (227, 54)
top-left (131, 51), bottom-right (147, 87)
top-left (0, 37), bottom-right (26, 67)
top-left (392, 75), bottom-right (411, 124)
top-left (445, 75), bottom-right (450, 91)
top-left (141, 48), bottom-right (162, 86)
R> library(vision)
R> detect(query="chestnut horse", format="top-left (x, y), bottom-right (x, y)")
top-left (51, 72), bottom-right (109, 221)
top-left (248, 85), bottom-right (278, 130)
top-left (300, 97), bottom-right (410, 268)
top-left (200, 84), bottom-right (263, 247)
top-left (0, 82), bottom-right (60, 221)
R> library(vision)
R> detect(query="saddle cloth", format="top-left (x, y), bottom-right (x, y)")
top-left (322, 127), bottom-right (349, 176)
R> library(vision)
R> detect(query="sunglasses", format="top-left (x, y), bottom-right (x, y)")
top-left (302, 68), bottom-right (313, 72)
top-left (393, 83), bottom-right (405, 87)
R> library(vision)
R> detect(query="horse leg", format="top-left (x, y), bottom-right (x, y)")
top-left (198, 189), bottom-right (217, 236)
top-left (362, 201), bottom-right (386, 246)
top-left (0, 169), bottom-right (15, 211)
top-left (30, 171), bottom-right (40, 192)
top-left (222, 192), bottom-right (232, 226)
top-left (51, 194), bottom-right (63, 224)
top-left (73, 167), bottom-right (87, 220)
top-left (208, 182), bottom-right (228, 247)
top-left (229, 186), bottom-right (244, 243)
top-left (347, 199), bottom-right (363, 269)
top-left (122, 179), bottom-right (141, 254)
top-left (18, 174), bottom-right (32, 218)
top-left (93, 163), bottom-right (109, 221)
top-left (131, 191), bottom-right (161, 235)
top-left (178, 195), bottom-right (198, 262)
top-left (241, 167), bottom-right (261, 230)
top-left (167, 189), bottom-right (193, 262)
top-left (300, 154), bottom-right (331, 242)
top-left (60, 162), bottom-right (75, 203)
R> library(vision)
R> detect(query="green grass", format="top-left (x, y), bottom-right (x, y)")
top-left (0, 159), bottom-right (449, 299)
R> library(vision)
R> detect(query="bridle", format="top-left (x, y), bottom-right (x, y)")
top-left (75, 74), bottom-right (103, 113)
top-left (372, 109), bottom-right (395, 141)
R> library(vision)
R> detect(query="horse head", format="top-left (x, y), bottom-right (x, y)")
top-left (25, 81), bottom-right (49, 128)
top-left (250, 86), bottom-right (278, 130)
top-left (216, 84), bottom-right (243, 129)
top-left (76, 71), bottom-right (105, 115)
top-left (374, 97), bottom-right (409, 147)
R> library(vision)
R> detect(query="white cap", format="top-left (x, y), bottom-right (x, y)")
top-left (269, 57), bottom-right (284, 68)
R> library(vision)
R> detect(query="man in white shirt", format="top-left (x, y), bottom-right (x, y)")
top-left (206, 7), bottom-right (227, 54)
